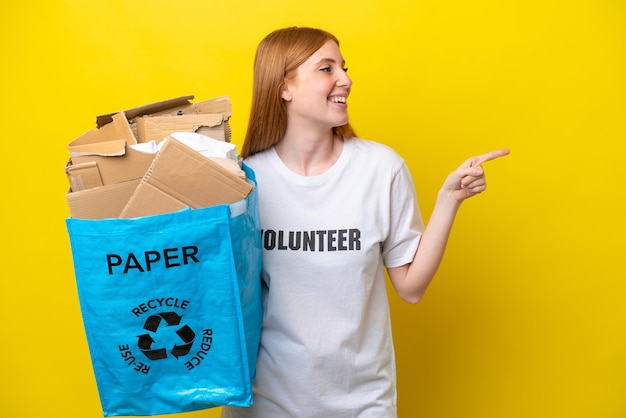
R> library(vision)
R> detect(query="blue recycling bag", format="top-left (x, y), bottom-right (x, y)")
top-left (66, 165), bottom-right (262, 417)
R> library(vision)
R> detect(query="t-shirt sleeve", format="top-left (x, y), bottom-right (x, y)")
top-left (382, 161), bottom-right (424, 268)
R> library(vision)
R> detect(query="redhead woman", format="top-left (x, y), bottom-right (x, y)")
top-left (221, 27), bottom-right (509, 418)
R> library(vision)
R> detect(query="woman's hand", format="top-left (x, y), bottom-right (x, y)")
top-left (443, 149), bottom-right (510, 202)
top-left (389, 148), bottom-right (510, 303)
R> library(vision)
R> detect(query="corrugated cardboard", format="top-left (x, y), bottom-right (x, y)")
top-left (131, 95), bottom-right (231, 119)
top-left (94, 95), bottom-right (232, 143)
top-left (119, 138), bottom-right (252, 219)
top-left (95, 96), bottom-right (195, 129)
top-left (66, 178), bottom-right (142, 220)
top-left (66, 96), bottom-right (232, 190)
top-left (68, 113), bottom-right (136, 158)
top-left (70, 147), bottom-right (156, 187)
top-left (65, 161), bottom-right (103, 192)
top-left (136, 113), bottom-right (228, 142)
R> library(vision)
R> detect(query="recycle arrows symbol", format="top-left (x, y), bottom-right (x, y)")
top-left (137, 312), bottom-right (195, 360)
top-left (171, 325), bottom-right (196, 359)
top-left (143, 312), bottom-right (183, 332)
top-left (137, 334), bottom-right (167, 360)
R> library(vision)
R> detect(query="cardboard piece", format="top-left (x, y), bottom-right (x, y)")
top-left (70, 147), bottom-right (156, 187)
top-left (95, 96), bottom-right (195, 129)
top-left (65, 95), bottom-right (246, 220)
top-left (119, 138), bottom-right (252, 219)
top-left (136, 113), bottom-right (228, 142)
top-left (208, 157), bottom-right (247, 180)
top-left (65, 95), bottom-right (232, 190)
top-left (66, 179), bottom-right (142, 220)
top-left (94, 95), bottom-right (232, 143)
top-left (68, 114), bottom-right (135, 158)
top-left (65, 161), bottom-right (103, 192)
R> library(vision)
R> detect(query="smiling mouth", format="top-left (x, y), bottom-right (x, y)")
top-left (329, 96), bottom-right (347, 104)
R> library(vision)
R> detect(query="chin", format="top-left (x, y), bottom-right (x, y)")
top-left (333, 118), bottom-right (349, 128)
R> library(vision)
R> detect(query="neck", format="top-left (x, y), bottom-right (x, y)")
top-left (275, 129), bottom-right (343, 176)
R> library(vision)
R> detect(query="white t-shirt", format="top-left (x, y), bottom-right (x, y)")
top-left (222, 138), bottom-right (423, 418)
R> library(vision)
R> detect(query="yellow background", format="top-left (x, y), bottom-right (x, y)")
top-left (1, 0), bottom-right (624, 417)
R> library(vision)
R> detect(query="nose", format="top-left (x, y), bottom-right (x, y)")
top-left (337, 69), bottom-right (352, 88)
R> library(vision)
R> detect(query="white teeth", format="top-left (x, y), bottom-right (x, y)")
top-left (330, 96), bottom-right (346, 103)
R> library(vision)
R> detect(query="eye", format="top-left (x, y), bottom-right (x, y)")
top-left (320, 66), bottom-right (331, 73)
top-left (343, 67), bottom-right (349, 73)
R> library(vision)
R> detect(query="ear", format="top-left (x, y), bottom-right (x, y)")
top-left (280, 82), bottom-right (292, 102)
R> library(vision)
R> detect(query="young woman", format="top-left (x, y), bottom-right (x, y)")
top-left (221, 26), bottom-right (509, 418)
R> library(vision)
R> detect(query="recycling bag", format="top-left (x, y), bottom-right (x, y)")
top-left (66, 165), bottom-right (262, 417)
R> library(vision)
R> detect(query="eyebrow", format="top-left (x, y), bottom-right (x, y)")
top-left (315, 57), bottom-right (346, 66)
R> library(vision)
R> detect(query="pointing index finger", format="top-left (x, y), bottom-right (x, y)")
top-left (470, 148), bottom-right (510, 167)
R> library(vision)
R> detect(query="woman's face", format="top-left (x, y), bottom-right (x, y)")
top-left (281, 40), bottom-right (352, 133)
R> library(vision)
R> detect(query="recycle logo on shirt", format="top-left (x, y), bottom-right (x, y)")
top-left (137, 312), bottom-right (196, 360)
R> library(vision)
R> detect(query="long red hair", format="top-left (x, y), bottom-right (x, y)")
top-left (241, 27), bottom-right (356, 159)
